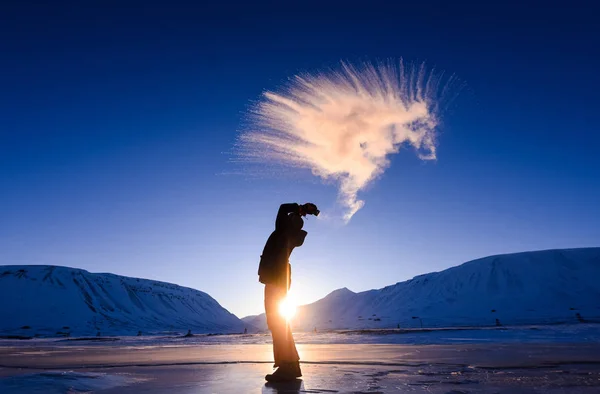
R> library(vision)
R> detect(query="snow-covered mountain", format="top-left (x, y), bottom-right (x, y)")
top-left (247, 248), bottom-right (600, 331)
top-left (0, 265), bottom-right (245, 337)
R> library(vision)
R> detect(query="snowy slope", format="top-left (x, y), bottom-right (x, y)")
top-left (247, 248), bottom-right (600, 331)
top-left (0, 265), bottom-right (245, 337)
top-left (241, 314), bottom-right (263, 329)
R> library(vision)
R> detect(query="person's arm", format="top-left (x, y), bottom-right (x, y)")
top-left (275, 203), bottom-right (300, 230)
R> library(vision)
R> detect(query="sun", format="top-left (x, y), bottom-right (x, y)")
top-left (278, 295), bottom-right (297, 321)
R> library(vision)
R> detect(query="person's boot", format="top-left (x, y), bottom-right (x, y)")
top-left (265, 367), bottom-right (294, 382)
top-left (265, 362), bottom-right (301, 382)
top-left (290, 361), bottom-right (302, 378)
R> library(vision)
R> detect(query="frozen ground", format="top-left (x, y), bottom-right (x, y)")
top-left (1, 325), bottom-right (600, 393)
top-left (2, 323), bottom-right (599, 347)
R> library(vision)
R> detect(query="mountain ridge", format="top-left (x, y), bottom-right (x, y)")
top-left (0, 265), bottom-right (246, 337)
top-left (245, 247), bottom-right (600, 331)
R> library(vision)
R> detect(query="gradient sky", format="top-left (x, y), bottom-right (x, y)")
top-left (1, 1), bottom-right (599, 318)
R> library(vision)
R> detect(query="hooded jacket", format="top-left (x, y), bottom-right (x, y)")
top-left (258, 203), bottom-right (307, 289)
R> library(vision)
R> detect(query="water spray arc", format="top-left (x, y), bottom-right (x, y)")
top-left (238, 60), bottom-right (456, 222)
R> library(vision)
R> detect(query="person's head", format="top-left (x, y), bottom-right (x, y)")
top-left (288, 213), bottom-right (307, 247)
top-left (289, 213), bottom-right (304, 232)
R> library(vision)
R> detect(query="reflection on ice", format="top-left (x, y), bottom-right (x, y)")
top-left (263, 379), bottom-right (303, 393)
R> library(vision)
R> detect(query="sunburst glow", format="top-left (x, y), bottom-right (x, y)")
top-left (278, 295), bottom-right (297, 321)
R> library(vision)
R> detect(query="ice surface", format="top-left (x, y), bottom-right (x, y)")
top-left (0, 371), bottom-right (144, 394)
top-left (1, 340), bottom-right (599, 393)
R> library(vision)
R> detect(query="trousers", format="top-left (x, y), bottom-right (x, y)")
top-left (264, 284), bottom-right (300, 366)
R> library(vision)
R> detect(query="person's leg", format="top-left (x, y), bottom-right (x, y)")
top-left (285, 322), bottom-right (300, 363)
top-left (264, 284), bottom-right (286, 367)
top-left (281, 322), bottom-right (301, 377)
top-left (264, 284), bottom-right (301, 381)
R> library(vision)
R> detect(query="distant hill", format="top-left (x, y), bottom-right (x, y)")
top-left (246, 248), bottom-right (600, 331)
top-left (241, 314), bottom-right (264, 330)
top-left (0, 265), bottom-right (245, 337)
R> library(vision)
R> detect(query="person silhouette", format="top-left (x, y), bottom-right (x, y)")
top-left (258, 202), bottom-right (319, 382)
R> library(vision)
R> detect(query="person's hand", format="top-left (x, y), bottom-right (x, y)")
top-left (298, 204), bottom-right (306, 217)
top-left (302, 203), bottom-right (319, 216)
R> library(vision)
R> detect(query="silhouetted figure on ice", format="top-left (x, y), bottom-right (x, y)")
top-left (258, 202), bottom-right (319, 382)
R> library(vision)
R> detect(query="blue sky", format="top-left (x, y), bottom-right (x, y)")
top-left (1, 1), bottom-right (599, 317)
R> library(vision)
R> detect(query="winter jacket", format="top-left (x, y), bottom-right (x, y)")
top-left (258, 203), bottom-right (307, 289)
